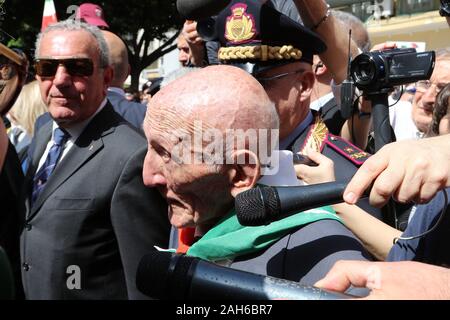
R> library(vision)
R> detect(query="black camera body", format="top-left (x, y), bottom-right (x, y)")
top-left (350, 48), bottom-right (435, 93)
top-left (440, 0), bottom-right (450, 17)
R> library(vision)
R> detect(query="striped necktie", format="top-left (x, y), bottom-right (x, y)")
top-left (31, 127), bottom-right (70, 205)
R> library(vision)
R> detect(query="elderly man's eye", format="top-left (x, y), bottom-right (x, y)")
top-left (161, 151), bottom-right (171, 161)
top-left (151, 143), bottom-right (172, 162)
top-left (160, 148), bottom-right (172, 162)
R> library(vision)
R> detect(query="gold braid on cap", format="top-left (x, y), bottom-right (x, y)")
top-left (218, 45), bottom-right (302, 62)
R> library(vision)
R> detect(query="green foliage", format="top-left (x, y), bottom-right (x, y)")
top-left (7, 36), bottom-right (24, 48)
top-left (0, 0), bottom-right (42, 53)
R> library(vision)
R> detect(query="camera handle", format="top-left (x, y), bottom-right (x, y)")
top-left (365, 90), bottom-right (393, 152)
top-left (364, 90), bottom-right (398, 228)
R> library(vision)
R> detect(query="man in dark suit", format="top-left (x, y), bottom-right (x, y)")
top-left (21, 20), bottom-right (170, 299)
top-left (0, 44), bottom-right (29, 299)
top-left (1, 120), bottom-right (24, 300)
top-left (102, 30), bottom-right (146, 130)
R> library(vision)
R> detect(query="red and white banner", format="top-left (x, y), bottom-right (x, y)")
top-left (41, 0), bottom-right (58, 31)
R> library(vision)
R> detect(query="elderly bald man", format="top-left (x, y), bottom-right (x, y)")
top-left (102, 30), bottom-right (146, 129)
top-left (142, 65), bottom-right (371, 295)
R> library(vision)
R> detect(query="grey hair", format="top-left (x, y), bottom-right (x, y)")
top-left (332, 10), bottom-right (371, 53)
top-left (35, 20), bottom-right (110, 67)
top-left (436, 47), bottom-right (450, 60)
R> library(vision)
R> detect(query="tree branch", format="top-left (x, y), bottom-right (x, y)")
top-left (137, 29), bottom-right (146, 54)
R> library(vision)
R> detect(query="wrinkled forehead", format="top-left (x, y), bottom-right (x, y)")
top-left (145, 103), bottom-right (193, 139)
top-left (38, 30), bottom-right (98, 59)
top-left (431, 58), bottom-right (450, 83)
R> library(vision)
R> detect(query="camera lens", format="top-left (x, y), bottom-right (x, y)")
top-left (357, 60), bottom-right (375, 81)
top-left (351, 54), bottom-right (376, 87)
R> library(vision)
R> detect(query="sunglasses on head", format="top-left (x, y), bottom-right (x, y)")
top-left (34, 58), bottom-right (94, 77)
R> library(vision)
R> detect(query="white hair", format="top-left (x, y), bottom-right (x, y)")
top-left (35, 20), bottom-right (110, 67)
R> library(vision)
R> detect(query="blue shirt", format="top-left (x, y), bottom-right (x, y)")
top-left (387, 188), bottom-right (450, 267)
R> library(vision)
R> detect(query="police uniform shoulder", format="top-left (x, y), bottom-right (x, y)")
top-left (325, 134), bottom-right (370, 166)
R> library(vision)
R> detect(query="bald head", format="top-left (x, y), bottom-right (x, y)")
top-left (102, 30), bottom-right (129, 87)
top-left (146, 65), bottom-right (278, 134)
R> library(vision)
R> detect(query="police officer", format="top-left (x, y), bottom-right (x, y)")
top-left (201, 0), bottom-right (382, 219)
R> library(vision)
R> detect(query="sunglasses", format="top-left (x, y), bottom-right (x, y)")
top-left (35, 58), bottom-right (94, 77)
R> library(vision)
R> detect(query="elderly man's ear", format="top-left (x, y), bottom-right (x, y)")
top-left (227, 150), bottom-right (261, 198)
top-left (298, 70), bottom-right (315, 100)
top-left (103, 66), bottom-right (114, 89)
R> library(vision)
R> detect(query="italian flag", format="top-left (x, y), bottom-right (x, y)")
top-left (41, 0), bottom-right (58, 31)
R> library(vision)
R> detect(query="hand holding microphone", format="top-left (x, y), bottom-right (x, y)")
top-left (182, 20), bottom-right (204, 45)
top-left (294, 150), bottom-right (335, 184)
top-left (344, 137), bottom-right (450, 207)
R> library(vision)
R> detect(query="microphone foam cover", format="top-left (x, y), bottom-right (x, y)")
top-left (137, 251), bottom-right (198, 299)
top-left (235, 186), bottom-right (280, 226)
top-left (170, 254), bottom-right (195, 299)
top-left (136, 250), bottom-right (172, 298)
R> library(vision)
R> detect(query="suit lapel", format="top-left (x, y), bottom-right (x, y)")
top-left (28, 104), bottom-right (118, 220)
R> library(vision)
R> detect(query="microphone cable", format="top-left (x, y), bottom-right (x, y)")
top-left (394, 189), bottom-right (448, 243)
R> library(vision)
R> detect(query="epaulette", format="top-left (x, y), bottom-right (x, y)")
top-left (325, 134), bottom-right (370, 166)
top-left (301, 115), bottom-right (328, 153)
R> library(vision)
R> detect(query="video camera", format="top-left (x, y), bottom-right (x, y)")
top-left (440, 0), bottom-right (450, 17)
top-left (350, 48), bottom-right (435, 93)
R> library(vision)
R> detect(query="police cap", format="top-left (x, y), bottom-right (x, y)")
top-left (200, 0), bottom-right (327, 75)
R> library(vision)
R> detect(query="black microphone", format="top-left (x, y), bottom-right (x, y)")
top-left (136, 251), bottom-right (353, 300)
top-left (177, 0), bottom-right (231, 20)
top-left (236, 182), bottom-right (368, 226)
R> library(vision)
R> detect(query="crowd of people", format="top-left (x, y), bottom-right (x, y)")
top-left (0, 0), bottom-right (450, 300)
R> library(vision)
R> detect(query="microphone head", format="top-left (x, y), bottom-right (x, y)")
top-left (176, 0), bottom-right (231, 20)
top-left (136, 251), bottom-right (196, 299)
top-left (197, 16), bottom-right (218, 41)
top-left (235, 185), bottom-right (280, 226)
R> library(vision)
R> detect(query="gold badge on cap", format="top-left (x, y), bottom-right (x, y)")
top-left (225, 3), bottom-right (256, 44)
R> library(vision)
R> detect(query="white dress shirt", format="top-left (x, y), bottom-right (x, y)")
top-left (36, 98), bottom-right (108, 172)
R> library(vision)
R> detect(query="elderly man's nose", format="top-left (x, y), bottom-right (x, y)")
top-left (143, 156), bottom-right (167, 187)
